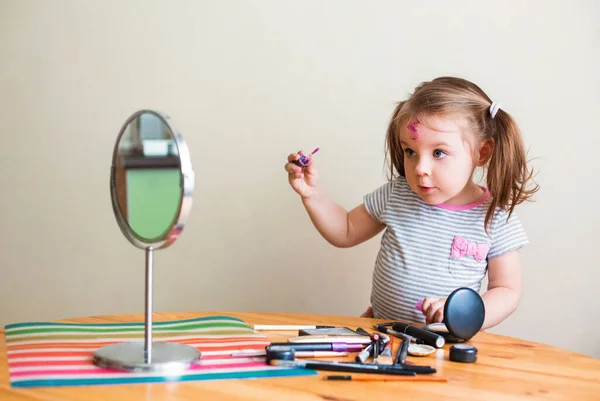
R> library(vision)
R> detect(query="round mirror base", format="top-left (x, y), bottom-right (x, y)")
top-left (93, 341), bottom-right (200, 374)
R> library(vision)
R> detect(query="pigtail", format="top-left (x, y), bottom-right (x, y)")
top-left (385, 101), bottom-right (407, 180)
top-left (485, 109), bottom-right (539, 230)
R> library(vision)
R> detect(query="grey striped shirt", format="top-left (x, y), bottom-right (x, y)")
top-left (363, 176), bottom-right (528, 323)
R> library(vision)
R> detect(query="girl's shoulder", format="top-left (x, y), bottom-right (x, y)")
top-left (486, 206), bottom-right (529, 257)
top-left (480, 194), bottom-right (524, 226)
top-left (365, 175), bottom-right (414, 199)
top-left (363, 175), bottom-right (418, 221)
top-left (388, 175), bottom-right (416, 195)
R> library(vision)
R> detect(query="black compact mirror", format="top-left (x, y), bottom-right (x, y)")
top-left (424, 287), bottom-right (485, 343)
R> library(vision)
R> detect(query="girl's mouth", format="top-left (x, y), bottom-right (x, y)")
top-left (419, 186), bottom-right (436, 193)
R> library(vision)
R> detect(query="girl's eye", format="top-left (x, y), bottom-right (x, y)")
top-left (433, 149), bottom-right (447, 159)
top-left (404, 148), bottom-right (416, 157)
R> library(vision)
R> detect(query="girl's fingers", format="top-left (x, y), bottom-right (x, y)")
top-left (287, 168), bottom-right (304, 182)
top-left (433, 308), bottom-right (444, 323)
top-left (360, 307), bottom-right (373, 318)
top-left (304, 159), bottom-right (315, 174)
top-left (287, 152), bottom-right (303, 163)
top-left (285, 162), bottom-right (301, 175)
top-left (421, 297), bottom-right (437, 315)
top-left (426, 300), bottom-right (444, 323)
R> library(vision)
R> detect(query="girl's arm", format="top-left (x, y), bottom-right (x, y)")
top-left (285, 150), bottom-right (385, 248)
top-left (302, 188), bottom-right (385, 248)
top-left (480, 250), bottom-right (522, 330)
top-left (421, 250), bottom-right (522, 329)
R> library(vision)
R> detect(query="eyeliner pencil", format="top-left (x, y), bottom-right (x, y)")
top-left (269, 359), bottom-right (436, 375)
top-left (270, 360), bottom-right (416, 375)
top-left (253, 325), bottom-right (335, 330)
top-left (324, 375), bottom-right (448, 382)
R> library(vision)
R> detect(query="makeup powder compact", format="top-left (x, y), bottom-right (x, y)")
top-left (449, 344), bottom-right (478, 363)
top-left (423, 287), bottom-right (486, 344)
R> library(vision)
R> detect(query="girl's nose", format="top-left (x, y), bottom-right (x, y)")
top-left (414, 157), bottom-right (431, 176)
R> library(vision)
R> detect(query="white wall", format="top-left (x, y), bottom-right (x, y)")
top-left (0, 0), bottom-right (598, 358)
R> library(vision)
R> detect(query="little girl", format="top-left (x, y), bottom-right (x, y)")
top-left (284, 76), bottom-right (538, 330)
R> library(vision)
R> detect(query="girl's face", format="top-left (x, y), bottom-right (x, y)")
top-left (399, 115), bottom-right (489, 206)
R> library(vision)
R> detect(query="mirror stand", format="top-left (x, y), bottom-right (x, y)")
top-left (92, 110), bottom-right (200, 373)
top-left (94, 247), bottom-right (199, 373)
top-left (144, 246), bottom-right (153, 362)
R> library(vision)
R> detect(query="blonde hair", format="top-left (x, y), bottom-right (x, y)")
top-left (385, 76), bottom-right (539, 229)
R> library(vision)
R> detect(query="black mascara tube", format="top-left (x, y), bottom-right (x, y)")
top-left (391, 323), bottom-right (445, 348)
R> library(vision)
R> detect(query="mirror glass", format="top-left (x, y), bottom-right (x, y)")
top-left (111, 110), bottom-right (192, 249)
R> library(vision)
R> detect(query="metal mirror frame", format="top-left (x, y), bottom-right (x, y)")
top-left (93, 109), bottom-right (199, 374)
top-left (109, 109), bottom-right (195, 250)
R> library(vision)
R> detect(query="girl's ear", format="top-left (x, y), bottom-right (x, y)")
top-left (476, 138), bottom-right (495, 166)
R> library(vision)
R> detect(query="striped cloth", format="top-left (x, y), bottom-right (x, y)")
top-left (3, 315), bottom-right (315, 388)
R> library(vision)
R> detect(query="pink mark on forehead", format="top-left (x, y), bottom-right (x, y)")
top-left (407, 119), bottom-right (420, 140)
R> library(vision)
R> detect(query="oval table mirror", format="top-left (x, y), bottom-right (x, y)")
top-left (93, 109), bottom-right (199, 373)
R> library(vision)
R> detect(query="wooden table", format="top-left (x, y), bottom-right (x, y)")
top-left (1, 311), bottom-right (599, 400)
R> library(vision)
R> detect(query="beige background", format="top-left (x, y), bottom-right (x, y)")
top-left (0, 1), bottom-right (598, 358)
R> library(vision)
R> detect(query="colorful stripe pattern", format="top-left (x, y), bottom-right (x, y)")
top-left (3, 315), bottom-right (316, 388)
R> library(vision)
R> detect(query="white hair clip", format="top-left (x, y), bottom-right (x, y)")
top-left (489, 102), bottom-right (501, 119)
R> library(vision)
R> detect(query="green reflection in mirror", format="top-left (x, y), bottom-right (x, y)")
top-left (114, 111), bottom-right (183, 241)
top-left (126, 168), bottom-right (181, 240)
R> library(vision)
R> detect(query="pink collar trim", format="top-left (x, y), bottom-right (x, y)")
top-left (435, 186), bottom-right (490, 211)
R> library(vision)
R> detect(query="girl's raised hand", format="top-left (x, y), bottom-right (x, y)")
top-left (284, 150), bottom-right (319, 199)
